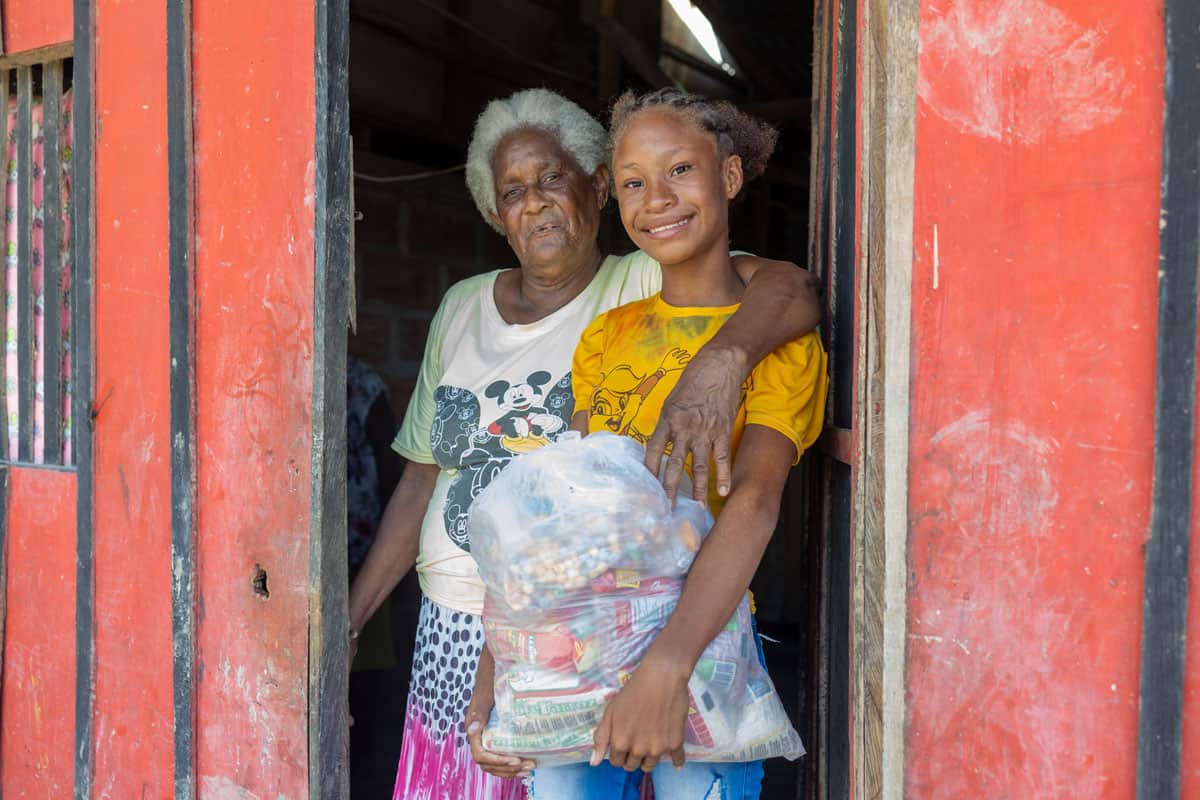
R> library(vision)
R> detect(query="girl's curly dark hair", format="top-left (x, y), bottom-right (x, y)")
top-left (609, 88), bottom-right (778, 192)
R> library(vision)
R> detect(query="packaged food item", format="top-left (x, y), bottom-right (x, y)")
top-left (470, 432), bottom-right (804, 765)
top-left (483, 619), bottom-right (583, 672)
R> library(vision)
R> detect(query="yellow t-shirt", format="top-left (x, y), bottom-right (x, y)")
top-left (571, 295), bottom-right (828, 513)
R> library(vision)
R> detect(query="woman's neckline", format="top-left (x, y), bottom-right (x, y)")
top-left (483, 255), bottom-right (615, 334)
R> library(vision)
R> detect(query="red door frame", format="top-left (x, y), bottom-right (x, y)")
top-left (1142, 1), bottom-right (1199, 794)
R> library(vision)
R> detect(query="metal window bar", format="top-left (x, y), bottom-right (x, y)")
top-left (43, 62), bottom-right (65, 463)
top-left (0, 58), bottom-right (75, 466)
top-left (17, 66), bottom-right (34, 462)
top-left (0, 71), bottom-right (8, 462)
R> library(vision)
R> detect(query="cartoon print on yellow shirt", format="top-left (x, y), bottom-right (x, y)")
top-left (588, 347), bottom-right (692, 443)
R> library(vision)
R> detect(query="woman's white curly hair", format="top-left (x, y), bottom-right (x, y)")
top-left (466, 88), bottom-right (609, 233)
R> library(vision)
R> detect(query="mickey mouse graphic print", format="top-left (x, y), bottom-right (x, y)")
top-left (431, 372), bottom-right (574, 550)
top-left (391, 252), bottom-right (664, 616)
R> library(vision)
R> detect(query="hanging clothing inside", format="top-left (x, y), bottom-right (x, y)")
top-left (4, 89), bottom-right (73, 464)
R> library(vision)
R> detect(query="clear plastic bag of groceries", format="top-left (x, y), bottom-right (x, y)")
top-left (469, 431), bottom-right (804, 766)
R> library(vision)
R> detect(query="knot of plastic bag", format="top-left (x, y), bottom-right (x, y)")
top-left (468, 432), bottom-right (714, 622)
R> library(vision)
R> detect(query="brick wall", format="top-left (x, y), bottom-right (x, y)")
top-left (350, 151), bottom-right (514, 421)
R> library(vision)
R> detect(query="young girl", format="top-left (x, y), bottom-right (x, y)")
top-left (523, 90), bottom-right (828, 798)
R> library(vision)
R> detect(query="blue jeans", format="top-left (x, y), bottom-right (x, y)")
top-left (529, 759), bottom-right (764, 800)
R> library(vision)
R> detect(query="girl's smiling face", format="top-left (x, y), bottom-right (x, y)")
top-left (612, 107), bottom-right (743, 267)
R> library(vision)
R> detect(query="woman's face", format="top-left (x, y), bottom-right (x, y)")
top-left (612, 108), bottom-right (742, 267)
top-left (489, 127), bottom-right (608, 279)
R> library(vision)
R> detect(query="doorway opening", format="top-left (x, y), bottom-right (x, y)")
top-left (341, 2), bottom-right (837, 797)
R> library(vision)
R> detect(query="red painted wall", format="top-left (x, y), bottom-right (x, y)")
top-left (2, 0), bottom-right (71, 54)
top-left (90, 0), bottom-right (175, 795)
top-left (0, 468), bottom-right (76, 798)
top-left (51, 0), bottom-right (324, 793)
top-left (904, 1), bottom-right (1164, 797)
top-left (191, 0), bottom-right (315, 794)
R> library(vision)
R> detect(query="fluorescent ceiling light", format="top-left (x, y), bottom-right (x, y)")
top-left (666, 0), bottom-right (735, 75)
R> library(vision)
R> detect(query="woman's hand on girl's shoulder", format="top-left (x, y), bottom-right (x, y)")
top-left (644, 342), bottom-right (743, 504)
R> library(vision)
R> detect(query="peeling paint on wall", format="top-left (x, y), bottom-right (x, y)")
top-left (0, 469), bottom-right (77, 798)
top-left (200, 775), bottom-right (263, 800)
top-left (906, 0), bottom-right (1163, 795)
top-left (907, 403), bottom-right (1144, 799)
top-left (925, 410), bottom-right (1059, 537)
top-left (919, 0), bottom-right (1128, 143)
top-left (191, 0), bottom-right (316, 793)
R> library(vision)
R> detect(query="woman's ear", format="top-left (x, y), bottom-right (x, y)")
top-left (723, 154), bottom-right (744, 200)
top-left (488, 210), bottom-right (510, 241)
top-left (591, 164), bottom-right (611, 208)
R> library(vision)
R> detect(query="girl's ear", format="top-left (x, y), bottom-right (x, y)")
top-left (723, 154), bottom-right (744, 200)
top-left (591, 164), bottom-right (611, 208)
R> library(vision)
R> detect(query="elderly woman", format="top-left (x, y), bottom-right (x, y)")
top-left (348, 88), bottom-right (820, 800)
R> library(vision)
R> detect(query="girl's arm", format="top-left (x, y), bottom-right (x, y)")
top-left (348, 461), bottom-right (440, 641)
top-left (591, 425), bottom-right (796, 772)
top-left (646, 260), bottom-right (820, 505)
top-left (570, 410), bottom-right (589, 435)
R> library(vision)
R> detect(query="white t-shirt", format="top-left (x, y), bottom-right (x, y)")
top-left (392, 252), bottom-right (662, 614)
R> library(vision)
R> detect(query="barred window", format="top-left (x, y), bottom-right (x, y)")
top-left (0, 58), bottom-right (74, 466)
